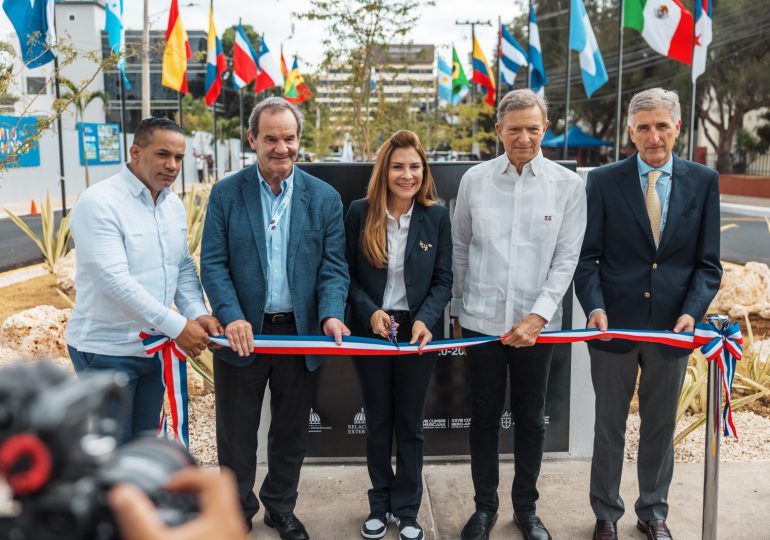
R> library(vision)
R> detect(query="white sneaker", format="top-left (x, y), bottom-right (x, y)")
top-left (397, 517), bottom-right (424, 540)
top-left (361, 512), bottom-right (393, 539)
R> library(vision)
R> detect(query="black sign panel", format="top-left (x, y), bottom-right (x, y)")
top-left (297, 161), bottom-right (576, 457)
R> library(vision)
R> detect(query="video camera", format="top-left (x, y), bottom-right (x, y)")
top-left (0, 361), bottom-right (198, 540)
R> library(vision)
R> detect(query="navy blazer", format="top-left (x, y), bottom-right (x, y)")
top-left (574, 154), bottom-right (722, 357)
top-left (200, 165), bottom-right (349, 370)
top-left (344, 199), bottom-right (453, 338)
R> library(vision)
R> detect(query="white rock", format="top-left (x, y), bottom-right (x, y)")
top-left (709, 262), bottom-right (770, 320)
top-left (0, 305), bottom-right (71, 359)
top-left (54, 249), bottom-right (76, 295)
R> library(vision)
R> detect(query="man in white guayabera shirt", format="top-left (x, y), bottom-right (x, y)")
top-left (66, 117), bottom-right (222, 443)
top-left (452, 89), bottom-right (586, 540)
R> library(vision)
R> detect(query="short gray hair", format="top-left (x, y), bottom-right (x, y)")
top-left (497, 89), bottom-right (548, 123)
top-left (627, 88), bottom-right (681, 126)
top-left (248, 97), bottom-right (303, 138)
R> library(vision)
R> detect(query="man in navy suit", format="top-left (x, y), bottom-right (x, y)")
top-left (574, 88), bottom-right (722, 540)
top-left (201, 97), bottom-right (350, 540)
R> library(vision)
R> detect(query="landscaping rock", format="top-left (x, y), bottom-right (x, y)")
top-left (54, 249), bottom-right (76, 295)
top-left (0, 305), bottom-right (71, 359)
top-left (710, 262), bottom-right (770, 319)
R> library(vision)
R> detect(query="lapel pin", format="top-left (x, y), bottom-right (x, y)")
top-left (419, 241), bottom-right (432, 251)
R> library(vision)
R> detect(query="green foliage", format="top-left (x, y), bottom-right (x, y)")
top-left (294, 0), bottom-right (431, 159)
top-left (2, 191), bottom-right (72, 273)
top-left (182, 184), bottom-right (211, 257)
top-left (177, 94), bottom-right (213, 135)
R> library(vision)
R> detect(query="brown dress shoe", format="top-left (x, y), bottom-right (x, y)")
top-left (637, 519), bottom-right (673, 540)
top-left (592, 519), bottom-right (618, 540)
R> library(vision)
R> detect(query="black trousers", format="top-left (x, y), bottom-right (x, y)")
top-left (463, 328), bottom-right (554, 515)
top-left (353, 320), bottom-right (437, 519)
top-left (213, 319), bottom-right (318, 520)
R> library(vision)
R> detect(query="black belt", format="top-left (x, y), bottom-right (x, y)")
top-left (386, 310), bottom-right (411, 326)
top-left (264, 312), bottom-right (295, 325)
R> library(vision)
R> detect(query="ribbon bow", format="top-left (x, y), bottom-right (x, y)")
top-left (140, 332), bottom-right (190, 447)
top-left (693, 321), bottom-right (744, 438)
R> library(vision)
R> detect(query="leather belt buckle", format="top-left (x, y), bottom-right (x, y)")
top-left (268, 312), bottom-right (293, 324)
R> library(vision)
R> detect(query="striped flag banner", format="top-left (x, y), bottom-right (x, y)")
top-left (142, 321), bottom-right (742, 441)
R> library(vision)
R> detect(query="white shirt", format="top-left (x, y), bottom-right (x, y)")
top-left (451, 151), bottom-right (587, 336)
top-left (66, 165), bottom-right (209, 356)
top-left (382, 203), bottom-right (413, 311)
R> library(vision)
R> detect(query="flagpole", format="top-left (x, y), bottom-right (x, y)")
top-left (53, 58), bottom-right (67, 216)
top-left (563, 0), bottom-right (572, 160)
top-left (688, 79), bottom-right (697, 161)
top-left (178, 91), bottom-right (186, 195)
top-left (239, 88), bottom-right (245, 169)
top-left (527, 1), bottom-right (532, 89)
top-left (495, 16), bottom-right (503, 156)
top-left (212, 99), bottom-right (218, 181)
top-left (119, 72), bottom-right (128, 162)
top-left (614, 0), bottom-right (625, 162)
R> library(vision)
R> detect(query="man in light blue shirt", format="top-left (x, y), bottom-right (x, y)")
top-left (257, 167), bottom-right (293, 312)
top-left (637, 153), bottom-right (673, 238)
top-left (66, 117), bottom-right (222, 443)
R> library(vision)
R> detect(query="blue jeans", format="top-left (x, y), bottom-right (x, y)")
top-left (67, 345), bottom-right (164, 443)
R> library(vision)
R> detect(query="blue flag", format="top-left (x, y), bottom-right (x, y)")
top-left (500, 24), bottom-right (528, 86)
top-left (3, 0), bottom-right (56, 68)
top-left (437, 57), bottom-right (453, 105)
top-left (528, 3), bottom-right (548, 95)
top-left (105, 0), bottom-right (131, 88)
top-left (569, 0), bottom-right (608, 97)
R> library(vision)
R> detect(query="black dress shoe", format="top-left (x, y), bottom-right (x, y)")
top-left (264, 511), bottom-right (310, 540)
top-left (592, 519), bottom-right (618, 540)
top-left (460, 511), bottom-right (498, 540)
top-left (637, 519), bottom-right (672, 540)
top-left (514, 512), bottom-right (552, 540)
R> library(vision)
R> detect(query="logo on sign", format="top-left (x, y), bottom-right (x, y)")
top-left (309, 408), bottom-right (332, 433)
top-left (347, 407), bottom-right (367, 435)
top-left (501, 411), bottom-right (512, 429)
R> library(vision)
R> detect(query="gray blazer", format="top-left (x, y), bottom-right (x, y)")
top-left (200, 165), bottom-right (349, 371)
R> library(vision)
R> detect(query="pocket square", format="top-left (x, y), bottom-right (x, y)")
top-left (419, 241), bottom-right (432, 251)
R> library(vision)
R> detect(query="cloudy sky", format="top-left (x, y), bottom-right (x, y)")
top-left (1, 0), bottom-right (530, 69)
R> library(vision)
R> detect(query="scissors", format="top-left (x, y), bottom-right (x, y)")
top-left (388, 315), bottom-right (400, 351)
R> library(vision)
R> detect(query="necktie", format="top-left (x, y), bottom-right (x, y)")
top-left (645, 170), bottom-right (662, 247)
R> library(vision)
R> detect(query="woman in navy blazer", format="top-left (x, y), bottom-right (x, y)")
top-left (344, 130), bottom-right (452, 540)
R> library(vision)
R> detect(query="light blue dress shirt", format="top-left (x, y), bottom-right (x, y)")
top-left (257, 166), bottom-right (294, 313)
top-left (637, 153), bottom-right (673, 237)
top-left (65, 165), bottom-right (208, 356)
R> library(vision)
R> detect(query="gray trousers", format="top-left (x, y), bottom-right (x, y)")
top-left (589, 343), bottom-right (688, 522)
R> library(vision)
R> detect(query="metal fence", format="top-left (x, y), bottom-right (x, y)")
top-left (706, 152), bottom-right (770, 175)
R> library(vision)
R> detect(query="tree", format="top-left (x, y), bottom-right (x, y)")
top-left (177, 94), bottom-right (213, 135)
top-left (696, 0), bottom-right (770, 172)
top-left (294, 0), bottom-right (430, 159)
top-left (59, 78), bottom-right (110, 188)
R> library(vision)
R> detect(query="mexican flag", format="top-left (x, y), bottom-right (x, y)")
top-left (625, 0), bottom-right (694, 65)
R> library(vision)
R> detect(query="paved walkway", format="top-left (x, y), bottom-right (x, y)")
top-left (247, 460), bottom-right (770, 539)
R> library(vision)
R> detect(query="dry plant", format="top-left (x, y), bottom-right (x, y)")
top-left (3, 191), bottom-right (71, 273)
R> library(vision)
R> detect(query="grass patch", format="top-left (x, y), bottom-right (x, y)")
top-left (0, 274), bottom-right (72, 325)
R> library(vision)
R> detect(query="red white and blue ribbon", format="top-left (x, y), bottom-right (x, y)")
top-left (141, 320), bottom-right (742, 443)
top-left (693, 322), bottom-right (744, 438)
top-left (140, 331), bottom-right (189, 447)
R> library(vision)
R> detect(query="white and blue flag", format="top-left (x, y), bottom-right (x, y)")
top-left (437, 56), bottom-right (453, 105)
top-left (569, 0), bottom-right (608, 98)
top-left (2, 0), bottom-right (56, 68)
top-left (105, 0), bottom-right (131, 88)
top-left (528, 3), bottom-right (548, 95)
top-left (500, 24), bottom-right (528, 86)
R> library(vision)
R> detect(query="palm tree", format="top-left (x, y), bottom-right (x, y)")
top-left (59, 78), bottom-right (110, 188)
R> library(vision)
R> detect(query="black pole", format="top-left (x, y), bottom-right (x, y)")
top-left (562, 0), bottom-right (572, 160)
top-left (614, 0), bottom-right (625, 162)
top-left (53, 56), bottom-right (67, 216)
top-left (212, 100), bottom-right (218, 181)
top-left (495, 17), bottom-right (502, 156)
top-left (178, 92), bottom-right (186, 195)
top-left (119, 73), bottom-right (128, 162)
top-left (239, 88), bottom-right (245, 169)
top-left (527, 1), bottom-right (532, 89)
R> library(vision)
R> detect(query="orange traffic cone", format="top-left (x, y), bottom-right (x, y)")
top-left (30, 200), bottom-right (38, 215)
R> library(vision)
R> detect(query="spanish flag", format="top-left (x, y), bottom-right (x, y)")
top-left (162, 0), bottom-right (192, 93)
top-left (471, 36), bottom-right (495, 107)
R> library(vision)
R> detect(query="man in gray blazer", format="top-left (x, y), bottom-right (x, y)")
top-left (575, 88), bottom-right (721, 540)
top-left (201, 97), bottom-right (350, 540)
